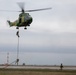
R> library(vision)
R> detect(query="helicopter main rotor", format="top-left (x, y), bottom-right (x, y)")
top-left (18, 2), bottom-right (52, 13)
top-left (0, 2), bottom-right (52, 13)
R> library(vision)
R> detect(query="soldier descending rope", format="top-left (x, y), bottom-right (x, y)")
top-left (16, 31), bottom-right (20, 37)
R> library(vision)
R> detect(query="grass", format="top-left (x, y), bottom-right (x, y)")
top-left (0, 68), bottom-right (76, 75)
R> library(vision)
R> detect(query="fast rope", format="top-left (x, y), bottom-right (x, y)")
top-left (16, 29), bottom-right (20, 65)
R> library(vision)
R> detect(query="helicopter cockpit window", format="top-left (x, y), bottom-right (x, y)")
top-left (24, 13), bottom-right (32, 21)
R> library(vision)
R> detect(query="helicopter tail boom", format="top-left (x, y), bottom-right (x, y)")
top-left (7, 20), bottom-right (13, 27)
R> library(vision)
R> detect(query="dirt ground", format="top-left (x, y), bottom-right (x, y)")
top-left (0, 69), bottom-right (76, 75)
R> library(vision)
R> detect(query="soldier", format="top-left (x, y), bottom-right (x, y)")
top-left (16, 31), bottom-right (20, 37)
top-left (60, 63), bottom-right (63, 70)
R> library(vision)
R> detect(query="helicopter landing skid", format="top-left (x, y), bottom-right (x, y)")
top-left (24, 27), bottom-right (27, 29)
top-left (16, 27), bottom-right (19, 29)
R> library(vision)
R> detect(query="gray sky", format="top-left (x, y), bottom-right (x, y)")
top-left (0, 0), bottom-right (76, 65)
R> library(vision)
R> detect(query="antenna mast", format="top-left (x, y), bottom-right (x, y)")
top-left (7, 52), bottom-right (9, 65)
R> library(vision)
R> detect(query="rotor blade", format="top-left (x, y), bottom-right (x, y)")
top-left (0, 10), bottom-right (18, 12)
top-left (17, 2), bottom-right (25, 11)
top-left (25, 7), bottom-right (52, 12)
top-left (0, 9), bottom-right (27, 12)
top-left (0, 7), bottom-right (52, 12)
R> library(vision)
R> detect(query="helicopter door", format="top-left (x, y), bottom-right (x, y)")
top-left (19, 18), bottom-right (22, 23)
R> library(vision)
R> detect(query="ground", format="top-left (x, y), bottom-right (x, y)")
top-left (0, 69), bottom-right (76, 75)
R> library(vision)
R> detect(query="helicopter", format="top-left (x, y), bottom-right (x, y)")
top-left (7, 3), bottom-right (52, 29)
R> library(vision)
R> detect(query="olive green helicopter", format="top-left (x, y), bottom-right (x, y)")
top-left (6, 2), bottom-right (52, 29)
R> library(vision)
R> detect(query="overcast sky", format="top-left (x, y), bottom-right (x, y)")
top-left (0, 0), bottom-right (76, 65)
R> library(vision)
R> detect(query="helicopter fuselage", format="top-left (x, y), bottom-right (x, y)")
top-left (7, 12), bottom-right (33, 29)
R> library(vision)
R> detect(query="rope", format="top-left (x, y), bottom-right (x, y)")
top-left (16, 29), bottom-right (20, 65)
